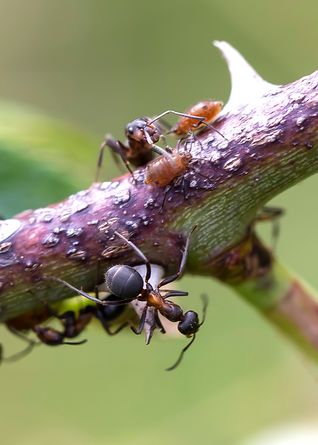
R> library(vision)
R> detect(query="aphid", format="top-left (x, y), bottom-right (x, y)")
top-left (144, 148), bottom-right (193, 187)
top-left (2, 295), bottom-right (127, 363)
top-left (50, 228), bottom-right (208, 370)
top-left (168, 100), bottom-right (223, 136)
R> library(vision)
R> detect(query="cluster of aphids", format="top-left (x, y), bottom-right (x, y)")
top-left (3, 100), bottom-right (225, 371)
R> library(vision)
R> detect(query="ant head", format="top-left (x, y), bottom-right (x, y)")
top-left (105, 265), bottom-right (144, 300)
top-left (125, 118), bottom-right (148, 141)
top-left (125, 118), bottom-right (160, 144)
top-left (178, 310), bottom-right (199, 336)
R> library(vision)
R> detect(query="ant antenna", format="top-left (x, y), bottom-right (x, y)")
top-left (166, 335), bottom-right (196, 372)
top-left (165, 293), bottom-right (209, 372)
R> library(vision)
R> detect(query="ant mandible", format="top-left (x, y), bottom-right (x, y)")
top-left (50, 228), bottom-right (208, 370)
top-left (96, 100), bottom-right (224, 181)
top-left (2, 295), bottom-right (128, 364)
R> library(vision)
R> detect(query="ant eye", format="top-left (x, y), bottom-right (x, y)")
top-left (127, 127), bottom-right (134, 135)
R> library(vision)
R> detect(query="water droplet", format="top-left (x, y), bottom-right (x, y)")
top-left (125, 220), bottom-right (139, 230)
top-left (24, 259), bottom-right (41, 271)
top-left (144, 198), bottom-right (155, 209)
top-left (66, 227), bottom-right (83, 238)
top-left (305, 142), bottom-right (313, 150)
top-left (53, 226), bottom-right (65, 234)
top-left (0, 219), bottom-right (22, 243)
top-left (210, 151), bottom-right (222, 163)
top-left (100, 181), bottom-right (112, 190)
top-left (66, 247), bottom-right (77, 256)
top-left (59, 211), bottom-right (72, 222)
top-left (218, 140), bottom-right (229, 150)
top-left (110, 181), bottom-right (120, 189)
top-left (42, 234), bottom-right (60, 247)
top-left (68, 250), bottom-right (87, 261)
top-left (189, 180), bottom-right (197, 188)
top-left (296, 116), bottom-right (306, 129)
top-left (223, 157), bottom-right (242, 172)
top-left (34, 208), bottom-right (56, 223)
top-left (153, 241), bottom-right (160, 247)
top-left (87, 219), bottom-right (99, 226)
top-left (0, 242), bottom-right (12, 254)
top-left (69, 200), bottom-right (89, 214)
top-left (112, 190), bottom-right (131, 205)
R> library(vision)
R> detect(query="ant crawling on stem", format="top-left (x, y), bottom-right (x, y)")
top-left (96, 100), bottom-right (224, 181)
top-left (1, 294), bottom-right (128, 364)
top-left (48, 227), bottom-right (208, 371)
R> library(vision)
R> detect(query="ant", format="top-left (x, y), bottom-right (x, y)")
top-left (49, 228), bottom-right (208, 371)
top-left (96, 100), bottom-right (224, 181)
top-left (1, 295), bottom-right (127, 364)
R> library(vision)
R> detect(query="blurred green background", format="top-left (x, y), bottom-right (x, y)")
top-left (1, 1), bottom-right (318, 444)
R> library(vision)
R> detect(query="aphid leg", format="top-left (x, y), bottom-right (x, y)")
top-left (97, 137), bottom-right (136, 182)
top-left (159, 226), bottom-right (197, 288)
top-left (165, 334), bottom-right (196, 371)
top-left (159, 185), bottom-right (172, 213)
top-left (255, 206), bottom-right (284, 253)
top-left (114, 231), bottom-right (152, 283)
top-left (198, 121), bottom-right (228, 140)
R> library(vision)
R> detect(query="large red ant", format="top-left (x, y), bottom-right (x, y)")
top-left (48, 228), bottom-right (208, 371)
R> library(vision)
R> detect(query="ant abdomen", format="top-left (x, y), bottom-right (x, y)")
top-left (105, 265), bottom-right (144, 300)
top-left (33, 326), bottom-right (64, 346)
top-left (178, 311), bottom-right (199, 336)
top-left (160, 302), bottom-right (183, 322)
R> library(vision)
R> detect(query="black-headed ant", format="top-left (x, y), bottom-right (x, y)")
top-left (1, 295), bottom-right (128, 363)
top-left (49, 228), bottom-right (208, 370)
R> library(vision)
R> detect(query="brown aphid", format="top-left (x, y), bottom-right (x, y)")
top-left (144, 149), bottom-right (192, 187)
top-left (171, 100), bottom-right (223, 136)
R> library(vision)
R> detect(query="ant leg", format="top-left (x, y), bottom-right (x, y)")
top-left (154, 311), bottom-right (166, 334)
top-left (97, 137), bottom-right (135, 182)
top-left (94, 306), bottom-right (128, 336)
top-left (148, 110), bottom-right (205, 126)
top-left (96, 136), bottom-right (124, 181)
top-left (256, 206), bottom-right (284, 252)
top-left (44, 276), bottom-right (110, 305)
top-left (159, 226), bottom-right (197, 288)
top-left (4, 325), bottom-right (39, 363)
top-left (165, 334), bottom-right (196, 371)
top-left (163, 290), bottom-right (189, 299)
top-left (131, 305), bottom-right (148, 335)
top-left (114, 231), bottom-right (152, 283)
